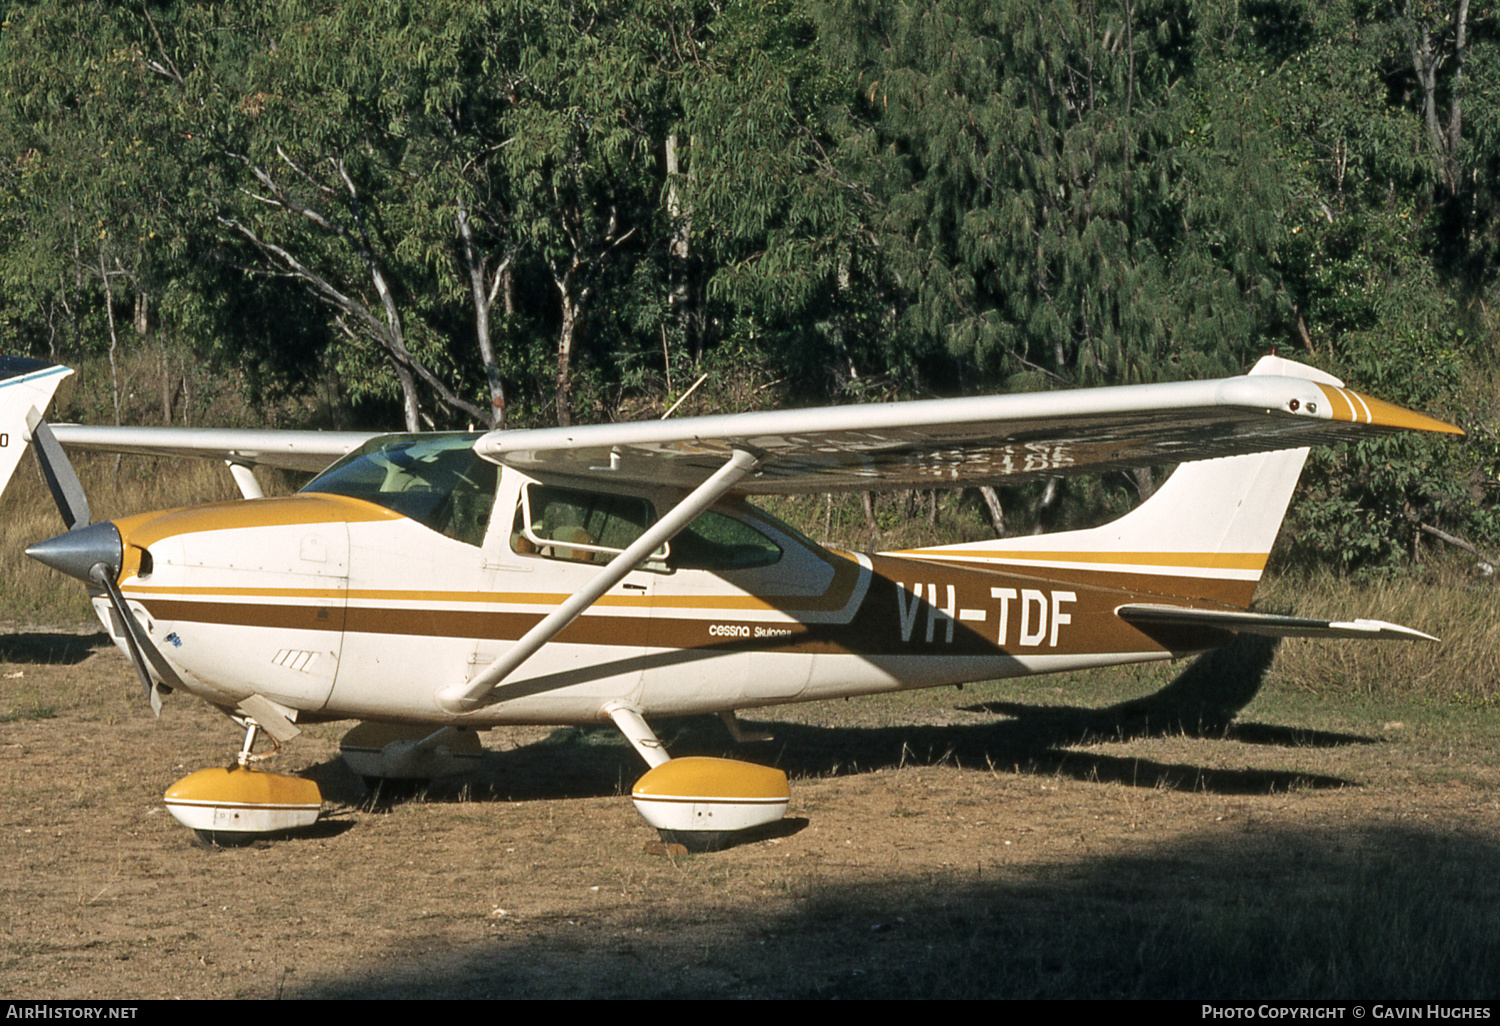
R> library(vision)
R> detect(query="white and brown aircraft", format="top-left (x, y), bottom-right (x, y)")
top-left (0, 353), bottom-right (1464, 848)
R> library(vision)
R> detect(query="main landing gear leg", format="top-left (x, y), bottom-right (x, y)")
top-left (162, 717), bottom-right (322, 844)
top-left (336, 723), bottom-right (486, 794)
top-left (605, 702), bottom-right (789, 852)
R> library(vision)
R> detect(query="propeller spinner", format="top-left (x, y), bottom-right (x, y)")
top-left (26, 513), bottom-right (182, 716)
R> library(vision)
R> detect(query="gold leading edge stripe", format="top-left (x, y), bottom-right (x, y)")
top-left (1318, 383), bottom-right (1353, 422)
top-left (1315, 384), bottom-right (1463, 435)
top-left (1346, 387), bottom-right (1372, 422)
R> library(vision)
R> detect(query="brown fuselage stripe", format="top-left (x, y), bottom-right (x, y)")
top-left (133, 551), bottom-right (1241, 659)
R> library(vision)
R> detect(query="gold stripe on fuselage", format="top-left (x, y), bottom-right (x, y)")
top-left (892, 549), bottom-right (1268, 572)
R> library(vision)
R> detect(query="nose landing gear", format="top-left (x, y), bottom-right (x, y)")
top-left (163, 721), bottom-right (322, 844)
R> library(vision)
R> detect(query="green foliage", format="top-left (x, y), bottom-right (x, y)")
top-left (1284, 329), bottom-right (1472, 574)
top-left (816, 0), bottom-right (1293, 393)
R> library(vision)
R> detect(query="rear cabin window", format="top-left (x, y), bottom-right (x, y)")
top-left (513, 485), bottom-right (781, 570)
top-left (669, 509), bottom-right (782, 570)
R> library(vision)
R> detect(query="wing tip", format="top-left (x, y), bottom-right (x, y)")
top-left (1316, 384), bottom-right (1464, 436)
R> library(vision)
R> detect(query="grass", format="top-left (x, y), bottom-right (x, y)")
top-left (6, 586), bottom-right (1498, 998)
top-left (1259, 561), bottom-right (1500, 706)
top-left (0, 695), bottom-right (56, 722)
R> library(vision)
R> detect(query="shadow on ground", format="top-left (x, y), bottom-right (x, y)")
top-left (295, 822), bottom-right (1500, 999)
top-left (0, 630), bottom-right (109, 665)
top-left (320, 633), bottom-right (1360, 807)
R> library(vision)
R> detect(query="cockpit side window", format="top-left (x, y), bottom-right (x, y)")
top-left (512, 484), bottom-right (782, 571)
top-left (514, 484), bottom-right (658, 563)
top-left (302, 433), bottom-right (497, 546)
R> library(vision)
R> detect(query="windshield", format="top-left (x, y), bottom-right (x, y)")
top-left (302, 433), bottom-right (496, 546)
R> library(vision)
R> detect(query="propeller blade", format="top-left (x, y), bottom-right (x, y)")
top-left (25, 408), bottom-right (89, 531)
top-left (88, 562), bottom-right (186, 717)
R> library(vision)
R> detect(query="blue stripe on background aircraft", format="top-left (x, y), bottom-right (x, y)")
top-left (0, 354), bottom-right (1463, 848)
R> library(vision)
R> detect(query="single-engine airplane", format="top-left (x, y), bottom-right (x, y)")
top-left (0, 353), bottom-right (1463, 848)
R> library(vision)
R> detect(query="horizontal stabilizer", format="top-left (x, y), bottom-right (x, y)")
top-left (1117, 604), bottom-right (1438, 642)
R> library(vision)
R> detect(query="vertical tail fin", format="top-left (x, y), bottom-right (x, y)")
top-left (0, 358), bottom-right (72, 502)
top-left (905, 356), bottom-right (1342, 606)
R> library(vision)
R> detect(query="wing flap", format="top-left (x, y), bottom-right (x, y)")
top-left (1117, 603), bottom-right (1438, 642)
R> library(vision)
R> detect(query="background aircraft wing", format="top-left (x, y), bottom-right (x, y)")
top-left (48, 425), bottom-right (378, 473)
top-left (476, 356), bottom-right (1462, 494)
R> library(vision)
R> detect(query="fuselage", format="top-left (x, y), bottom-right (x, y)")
top-left (91, 434), bottom-right (1229, 728)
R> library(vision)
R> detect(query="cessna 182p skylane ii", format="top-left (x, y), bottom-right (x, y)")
top-left (0, 353), bottom-right (1463, 848)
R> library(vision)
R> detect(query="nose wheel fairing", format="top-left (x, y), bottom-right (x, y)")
top-left (163, 766), bottom-right (322, 842)
top-left (163, 719), bottom-right (324, 843)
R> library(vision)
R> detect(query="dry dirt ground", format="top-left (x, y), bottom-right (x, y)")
top-left (2, 629), bottom-right (1499, 999)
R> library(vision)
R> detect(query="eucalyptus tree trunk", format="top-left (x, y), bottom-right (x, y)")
top-left (456, 195), bottom-right (511, 429)
top-left (554, 277), bottom-right (583, 428)
top-left (665, 132), bottom-right (698, 364)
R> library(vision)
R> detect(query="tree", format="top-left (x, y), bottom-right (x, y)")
top-left (817, 0), bottom-right (1305, 393)
top-left (165, 0), bottom-right (521, 429)
top-left (0, 0), bottom-right (227, 422)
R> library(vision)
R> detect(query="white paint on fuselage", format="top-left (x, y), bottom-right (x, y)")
top-left (111, 465), bottom-right (1184, 730)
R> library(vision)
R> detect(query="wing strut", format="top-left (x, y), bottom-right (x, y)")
top-left (435, 447), bottom-right (764, 714)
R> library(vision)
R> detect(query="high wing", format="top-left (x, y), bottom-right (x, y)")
top-left (43, 424), bottom-right (378, 501)
top-left (22, 355), bottom-right (1463, 497)
top-left (435, 356), bottom-right (1462, 713)
top-left (477, 355), bottom-right (1462, 493)
top-left (47, 425), bottom-right (378, 473)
